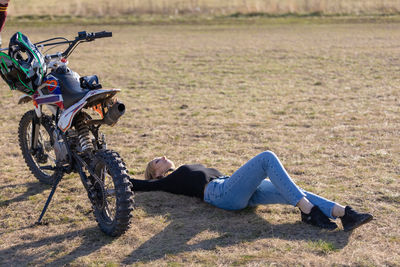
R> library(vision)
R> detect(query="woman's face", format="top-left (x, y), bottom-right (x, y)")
top-left (151, 156), bottom-right (175, 178)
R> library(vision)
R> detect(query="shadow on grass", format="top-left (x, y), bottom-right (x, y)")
top-left (122, 193), bottom-right (351, 264)
top-left (0, 226), bottom-right (113, 266)
top-left (0, 191), bottom-right (352, 265)
top-left (0, 182), bottom-right (49, 207)
top-left (0, 182), bottom-right (112, 265)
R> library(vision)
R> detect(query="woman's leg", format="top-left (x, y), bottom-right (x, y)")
top-left (247, 179), bottom-right (291, 205)
top-left (248, 180), bottom-right (338, 219)
top-left (204, 151), bottom-right (306, 210)
top-left (300, 191), bottom-right (338, 219)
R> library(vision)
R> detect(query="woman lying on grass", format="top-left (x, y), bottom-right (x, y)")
top-left (130, 151), bottom-right (372, 231)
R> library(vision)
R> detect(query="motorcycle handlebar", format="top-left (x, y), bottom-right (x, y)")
top-left (77, 31), bottom-right (112, 41)
top-left (94, 31), bottom-right (112, 38)
top-left (61, 30), bottom-right (112, 58)
top-left (3, 30), bottom-right (114, 59)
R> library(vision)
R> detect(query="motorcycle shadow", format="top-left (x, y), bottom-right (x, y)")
top-left (0, 181), bottom-right (49, 207)
top-left (122, 191), bottom-right (352, 264)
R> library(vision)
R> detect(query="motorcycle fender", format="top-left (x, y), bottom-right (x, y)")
top-left (18, 94), bottom-right (42, 117)
top-left (57, 89), bottom-right (120, 132)
top-left (18, 94), bottom-right (32, 104)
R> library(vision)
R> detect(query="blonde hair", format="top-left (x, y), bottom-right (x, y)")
top-left (144, 159), bottom-right (175, 180)
top-left (144, 161), bottom-right (156, 180)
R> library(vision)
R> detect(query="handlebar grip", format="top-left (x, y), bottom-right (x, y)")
top-left (94, 31), bottom-right (112, 38)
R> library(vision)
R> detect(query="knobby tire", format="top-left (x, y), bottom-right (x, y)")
top-left (92, 149), bottom-right (134, 237)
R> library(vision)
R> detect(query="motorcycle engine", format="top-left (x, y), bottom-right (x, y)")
top-left (52, 129), bottom-right (69, 163)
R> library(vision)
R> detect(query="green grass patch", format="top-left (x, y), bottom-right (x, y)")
top-left (307, 240), bottom-right (337, 254)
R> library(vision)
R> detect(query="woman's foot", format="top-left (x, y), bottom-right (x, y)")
top-left (301, 206), bottom-right (338, 230)
top-left (340, 206), bottom-right (373, 232)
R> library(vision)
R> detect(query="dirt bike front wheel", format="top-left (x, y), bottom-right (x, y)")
top-left (18, 110), bottom-right (62, 185)
top-left (91, 149), bottom-right (134, 237)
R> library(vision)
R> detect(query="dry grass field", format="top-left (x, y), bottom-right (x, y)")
top-left (7, 0), bottom-right (400, 16)
top-left (0, 18), bottom-right (399, 266)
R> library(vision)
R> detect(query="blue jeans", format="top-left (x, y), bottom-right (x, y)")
top-left (204, 151), bottom-right (337, 219)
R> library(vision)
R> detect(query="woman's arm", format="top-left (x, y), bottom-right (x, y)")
top-left (130, 177), bottom-right (174, 192)
top-left (130, 166), bottom-right (189, 194)
top-left (129, 165), bottom-right (200, 196)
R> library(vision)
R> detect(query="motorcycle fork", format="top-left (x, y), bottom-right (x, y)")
top-left (30, 114), bottom-right (41, 153)
top-left (30, 105), bottom-right (44, 154)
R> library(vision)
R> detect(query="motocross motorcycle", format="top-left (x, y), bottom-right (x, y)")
top-left (0, 31), bottom-right (134, 237)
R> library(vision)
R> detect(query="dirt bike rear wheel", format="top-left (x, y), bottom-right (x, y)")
top-left (18, 110), bottom-right (62, 185)
top-left (91, 149), bottom-right (134, 237)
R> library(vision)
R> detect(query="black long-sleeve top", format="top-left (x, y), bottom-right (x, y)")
top-left (130, 164), bottom-right (224, 199)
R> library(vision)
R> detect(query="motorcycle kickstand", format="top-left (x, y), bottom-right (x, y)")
top-left (35, 174), bottom-right (63, 225)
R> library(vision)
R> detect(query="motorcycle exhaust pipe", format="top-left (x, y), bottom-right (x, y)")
top-left (88, 101), bottom-right (125, 126)
top-left (103, 101), bottom-right (125, 126)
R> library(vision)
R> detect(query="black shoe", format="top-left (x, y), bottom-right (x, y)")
top-left (301, 206), bottom-right (338, 230)
top-left (341, 206), bottom-right (373, 232)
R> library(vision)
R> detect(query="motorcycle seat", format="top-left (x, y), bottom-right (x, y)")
top-left (51, 67), bottom-right (90, 109)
